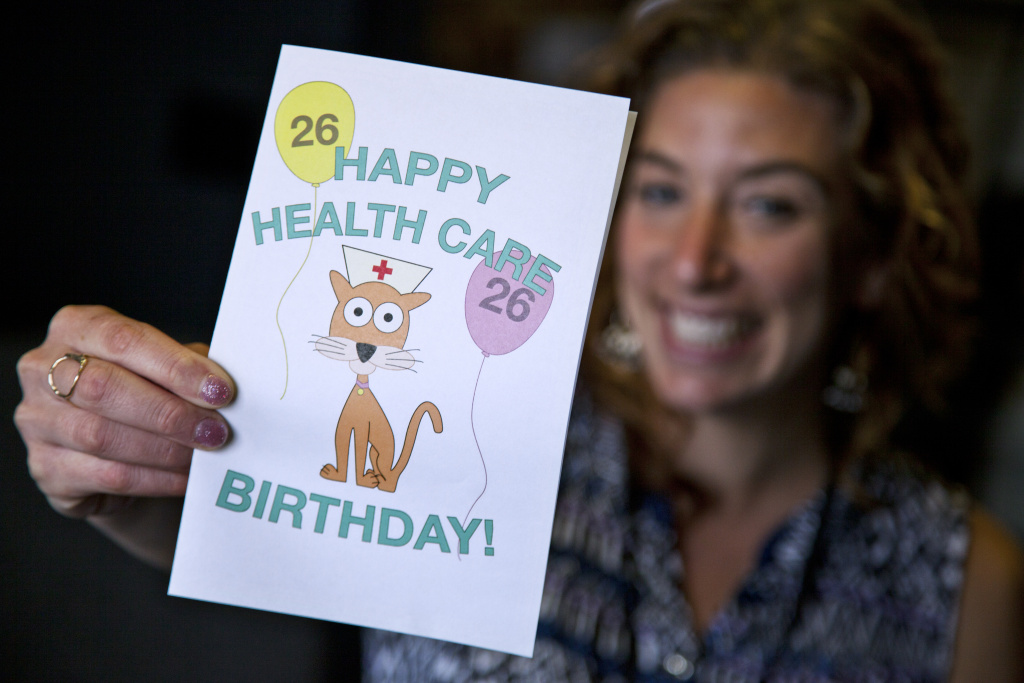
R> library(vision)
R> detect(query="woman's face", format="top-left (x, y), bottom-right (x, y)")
top-left (617, 70), bottom-right (847, 414)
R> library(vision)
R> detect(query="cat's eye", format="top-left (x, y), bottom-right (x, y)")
top-left (343, 297), bottom-right (373, 327)
top-left (374, 302), bottom-right (404, 333)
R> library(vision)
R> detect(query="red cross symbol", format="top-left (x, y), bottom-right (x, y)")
top-left (372, 259), bottom-right (393, 281)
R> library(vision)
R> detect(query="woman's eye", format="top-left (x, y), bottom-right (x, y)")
top-left (634, 182), bottom-right (683, 206)
top-left (343, 297), bottom-right (373, 327)
top-left (742, 196), bottom-right (800, 222)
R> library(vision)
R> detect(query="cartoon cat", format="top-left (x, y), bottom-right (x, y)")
top-left (314, 269), bottom-right (442, 492)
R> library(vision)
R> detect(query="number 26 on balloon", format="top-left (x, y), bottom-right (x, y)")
top-left (464, 257), bottom-right (553, 357)
top-left (272, 81), bottom-right (355, 398)
top-left (461, 255), bottom-right (555, 522)
top-left (274, 81), bottom-right (355, 187)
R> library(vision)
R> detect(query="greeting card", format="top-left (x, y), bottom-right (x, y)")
top-left (169, 45), bottom-right (633, 657)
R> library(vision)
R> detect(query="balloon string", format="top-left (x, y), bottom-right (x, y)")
top-left (276, 184), bottom-right (318, 399)
top-left (462, 352), bottom-right (489, 528)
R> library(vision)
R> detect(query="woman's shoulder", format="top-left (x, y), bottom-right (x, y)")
top-left (808, 458), bottom-right (1022, 680)
top-left (793, 460), bottom-right (974, 678)
top-left (848, 456), bottom-right (972, 544)
top-left (949, 508), bottom-right (1024, 683)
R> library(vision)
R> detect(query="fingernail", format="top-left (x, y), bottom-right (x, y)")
top-left (200, 374), bottom-right (232, 406)
top-left (194, 418), bottom-right (229, 448)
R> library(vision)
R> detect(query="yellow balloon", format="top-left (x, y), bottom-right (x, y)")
top-left (275, 81), bottom-right (355, 186)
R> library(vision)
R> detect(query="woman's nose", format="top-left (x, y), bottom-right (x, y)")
top-left (669, 202), bottom-right (734, 289)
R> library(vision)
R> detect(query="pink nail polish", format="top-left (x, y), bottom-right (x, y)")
top-left (200, 374), bottom-right (232, 406)
top-left (194, 418), bottom-right (228, 448)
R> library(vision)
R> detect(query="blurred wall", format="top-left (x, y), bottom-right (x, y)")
top-left (4, 1), bottom-right (1022, 680)
top-left (4, 2), bottom-right (428, 679)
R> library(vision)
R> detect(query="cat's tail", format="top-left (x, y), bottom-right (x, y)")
top-left (392, 402), bottom-right (443, 480)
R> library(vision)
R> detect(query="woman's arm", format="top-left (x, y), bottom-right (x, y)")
top-left (949, 508), bottom-right (1024, 683)
top-left (14, 306), bottom-right (236, 571)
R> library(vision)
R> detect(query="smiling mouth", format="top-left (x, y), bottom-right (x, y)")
top-left (667, 311), bottom-right (760, 348)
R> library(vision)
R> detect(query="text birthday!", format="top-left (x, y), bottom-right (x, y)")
top-left (215, 470), bottom-right (496, 556)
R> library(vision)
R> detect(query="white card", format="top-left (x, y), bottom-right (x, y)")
top-left (169, 45), bottom-right (633, 657)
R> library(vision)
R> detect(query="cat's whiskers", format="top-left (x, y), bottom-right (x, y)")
top-left (385, 362), bottom-right (418, 373)
top-left (312, 334), bottom-right (355, 363)
top-left (383, 351), bottom-right (421, 372)
top-left (310, 334), bottom-right (348, 350)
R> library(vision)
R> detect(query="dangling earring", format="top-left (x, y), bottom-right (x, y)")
top-left (822, 364), bottom-right (867, 413)
top-left (599, 313), bottom-right (643, 370)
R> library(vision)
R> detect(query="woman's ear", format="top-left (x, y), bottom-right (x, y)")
top-left (855, 262), bottom-right (889, 309)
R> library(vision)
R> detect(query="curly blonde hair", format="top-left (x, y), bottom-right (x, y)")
top-left (579, 0), bottom-right (978, 466)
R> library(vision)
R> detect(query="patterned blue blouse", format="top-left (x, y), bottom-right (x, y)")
top-left (364, 397), bottom-right (970, 682)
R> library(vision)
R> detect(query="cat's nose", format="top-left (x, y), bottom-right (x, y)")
top-left (356, 343), bottom-right (377, 363)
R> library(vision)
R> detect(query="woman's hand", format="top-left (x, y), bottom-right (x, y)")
top-left (14, 305), bottom-right (236, 568)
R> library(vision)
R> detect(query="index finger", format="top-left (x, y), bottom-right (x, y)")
top-left (48, 306), bottom-right (235, 409)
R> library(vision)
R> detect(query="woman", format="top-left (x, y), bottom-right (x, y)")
top-left (15, 0), bottom-right (1023, 680)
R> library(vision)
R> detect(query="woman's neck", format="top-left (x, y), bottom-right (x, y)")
top-left (665, 392), bottom-right (831, 516)
top-left (661, 394), bottom-right (832, 633)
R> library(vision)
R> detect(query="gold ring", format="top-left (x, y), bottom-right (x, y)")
top-left (48, 353), bottom-right (89, 400)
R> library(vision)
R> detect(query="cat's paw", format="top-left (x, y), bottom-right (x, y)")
top-left (320, 464), bottom-right (346, 481)
top-left (357, 470), bottom-right (380, 488)
top-left (375, 475), bottom-right (398, 493)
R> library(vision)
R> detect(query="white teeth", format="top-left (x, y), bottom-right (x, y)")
top-left (669, 313), bottom-right (750, 347)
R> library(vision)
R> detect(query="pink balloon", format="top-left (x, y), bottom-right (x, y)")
top-left (464, 256), bottom-right (554, 356)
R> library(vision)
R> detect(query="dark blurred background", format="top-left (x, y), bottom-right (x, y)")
top-left (3, 0), bottom-right (1022, 680)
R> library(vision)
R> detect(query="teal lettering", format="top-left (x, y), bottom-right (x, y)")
top-left (405, 151), bottom-right (438, 186)
top-left (253, 480), bottom-right (272, 519)
top-left (493, 240), bottom-right (531, 282)
top-left (285, 204), bottom-right (311, 239)
top-left (476, 166), bottom-right (510, 204)
top-left (310, 493), bottom-right (341, 534)
top-left (335, 146), bottom-right (367, 181)
top-left (464, 230), bottom-right (496, 268)
top-left (368, 148), bottom-right (402, 184)
top-left (438, 218), bottom-right (470, 253)
top-left (393, 206), bottom-right (427, 244)
top-left (215, 470), bottom-right (254, 512)
top-left (378, 508), bottom-right (414, 547)
top-left (345, 201), bottom-right (366, 237)
top-left (446, 516), bottom-right (481, 555)
top-left (524, 254), bottom-right (562, 296)
top-left (252, 207), bottom-right (282, 245)
top-left (268, 485), bottom-right (306, 529)
top-left (437, 158), bottom-right (472, 192)
top-left (313, 202), bottom-right (343, 237)
top-left (368, 203), bottom-right (396, 238)
top-left (215, 475), bottom-right (491, 556)
top-left (413, 514), bottom-right (451, 552)
top-left (339, 501), bottom-right (376, 542)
